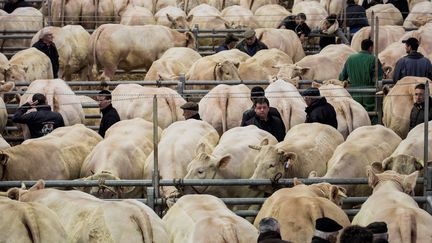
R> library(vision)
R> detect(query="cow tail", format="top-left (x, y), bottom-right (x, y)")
top-left (399, 210), bottom-right (417, 243)
top-left (220, 91), bottom-right (229, 134)
top-left (23, 205), bottom-right (42, 243)
top-left (122, 200), bottom-right (154, 243)
top-left (89, 25), bottom-right (104, 80)
top-left (60, 0), bottom-right (65, 26)
top-left (164, 90), bottom-right (179, 123)
top-left (222, 223), bottom-right (239, 243)
top-left (249, 0), bottom-right (255, 10)
top-left (341, 99), bottom-right (354, 134)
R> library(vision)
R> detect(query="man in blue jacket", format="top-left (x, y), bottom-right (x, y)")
top-left (393, 37), bottom-right (432, 83)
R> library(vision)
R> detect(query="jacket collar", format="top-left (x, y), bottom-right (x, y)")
top-left (101, 104), bottom-right (113, 114)
top-left (306, 97), bottom-right (327, 112)
top-left (257, 231), bottom-right (283, 241)
top-left (36, 105), bottom-right (52, 111)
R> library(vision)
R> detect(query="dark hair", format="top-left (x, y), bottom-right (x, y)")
top-left (415, 83), bottom-right (426, 90)
top-left (224, 33), bottom-right (239, 45)
top-left (297, 13), bottom-right (307, 20)
top-left (373, 239), bottom-right (389, 243)
top-left (254, 97), bottom-right (270, 107)
top-left (340, 226), bottom-right (373, 243)
top-left (251, 86), bottom-right (265, 98)
top-left (326, 14), bottom-right (338, 25)
top-left (32, 93), bottom-right (47, 105)
top-left (98, 90), bottom-right (112, 100)
top-left (347, 0), bottom-right (356, 4)
top-left (361, 39), bottom-right (374, 51)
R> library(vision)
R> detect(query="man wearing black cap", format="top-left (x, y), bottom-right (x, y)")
top-left (216, 33), bottom-right (239, 53)
top-left (312, 217), bottom-right (343, 243)
top-left (13, 93), bottom-right (65, 138)
top-left (236, 29), bottom-right (268, 56)
top-left (180, 101), bottom-right (201, 120)
top-left (257, 217), bottom-right (292, 243)
top-left (243, 97), bottom-right (286, 142)
top-left (241, 86), bottom-right (282, 126)
top-left (97, 90), bottom-right (120, 138)
top-left (367, 222), bottom-right (389, 243)
top-left (393, 37), bottom-right (432, 83)
top-left (302, 87), bottom-right (338, 129)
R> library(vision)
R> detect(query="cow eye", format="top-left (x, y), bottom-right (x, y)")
top-left (198, 168), bottom-right (204, 174)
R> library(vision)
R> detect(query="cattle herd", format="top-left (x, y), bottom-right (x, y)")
top-left (0, 0), bottom-right (432, 242)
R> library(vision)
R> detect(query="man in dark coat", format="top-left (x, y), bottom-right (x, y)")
top-left (236, 29), bottom-right (268, 56)
top-left (340, 225), bottom-right (373, 243)
top-left (311, 217), bottom-right (343, 243)
top-left (3, 0), bottom-right (30, 13)
top-left (243, 97), bottom-right (286, 142)
top-left (393, 37), bottom-right (432, 83)
top-left (257, 217), bottom-right (292, 243)
top-left (361, 0), bottom-right (383, 9)
top-left (32, 29), bottom-right (60, 78)
top-left (241, 86), bottom-right (282, 126)
top-left (302, 87), bottom-right (338, 129)
top-left (216, 33), bottom-right (239, 53)
top-left (409, 83), bottom-right (432, 130)
top-left (97, 90), bottom-right (120, 138)
top-left (180, 101), bottom-right (201, 120)
top-left (345, 0), bottom-right (369, 35)
top-left (12, 93), bottom-right (65, 138)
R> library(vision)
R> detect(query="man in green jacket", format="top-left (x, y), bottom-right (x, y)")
top-left (339, 39), bottom-right (383, 112)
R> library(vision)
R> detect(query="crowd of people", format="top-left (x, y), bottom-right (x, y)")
top-left (257, 217), bottom-right (389, 243)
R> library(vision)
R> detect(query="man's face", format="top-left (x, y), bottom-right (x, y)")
top-left (97, 95), bottom-right (110, 109)
top-left (42, 33), bottom-right (54, 43)
top-left (414, 88), bottom-right (425, 104)
top-left (255, 102), bottom-right (269, 120)
top-left (405, 44), bottom-right (412, 54)
top-left (227, 41), bottom-right (237, 49)
top-left (245, 35), bottom-right (256, 46)
top-left (304, 97), bottom-right (314, 106)
top-left (183, 109), bottom-right (196, 119)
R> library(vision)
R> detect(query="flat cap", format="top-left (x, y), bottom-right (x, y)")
top-left (301, 87), bottom-right (321, 97)
top-left (315, 217), bottom-right (343, 233)
top-left (402, 37), bottom-right (419, 48)
top-left (180, 102), bottom-right (199, 111)
top-left (244, 29), bottom-right (256, 39)
top-left (367, 222), bottom-right (388, 234)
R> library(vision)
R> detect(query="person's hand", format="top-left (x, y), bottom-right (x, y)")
top-left (28, 100), bottom-right (38, 107)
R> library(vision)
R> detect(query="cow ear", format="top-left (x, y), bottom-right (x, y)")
top-left (7, 188), bottom-right (20, 200)
top-left (311, 81), bottom-right (321, 88)
top-left (29, 180), bottom-right (45, 191)
top-left (186, 14), bottom-right (193, 22)
top-left (217, 155), bottom-right (231, 169)
top-left (166, 13), bottom-right (175, 23)
top-left (403, 171), bottom-right (419, 195)
top-left (414, 159), bottom-right (424, 171)
top-left (330, 185), bottom-right (347, 201)
top-left (371, 162), bottom-right (384, 173)
top-left (0, 152), bottom-right (9, 166)
top-left (195, 143), bottom-right (206, 156)
top-left (0, 81), bottom-right (15, 92)
top-left (382, 157), bottom-right (393, 170)
top-left (367, 165), bottom-right (379, 188)
top-left (260, 138), bottom-right (269, 146)
top-left (293, 177), bottom-right (303, 186)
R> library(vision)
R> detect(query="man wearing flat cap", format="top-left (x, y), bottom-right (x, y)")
top-left (367, 222), bottom-right (388, 243)
top-left (235, 29), bottom-right (268, 56)
top-left (216, 33), bottom-right (239, 53)
top-left (393, 37), bottom-right (432, 83)
top-left (302, 87), bottom-right (338, 129)
top-left (180, 102), bottom-right (201, 120)
top-left (312, 217), bottom-right (343, 243)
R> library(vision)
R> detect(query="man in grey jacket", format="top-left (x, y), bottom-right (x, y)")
top-left (393, 37), bottom-right (432, 83)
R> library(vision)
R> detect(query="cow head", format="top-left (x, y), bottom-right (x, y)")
top-left (213, 61), bottom-right (241, 81)
top-left (367, 165), bottom-right (419, 196)
top-left (248, 139), bottom-right (296, 193)
top-left (7, 179), bottom-right (45, 201)
top-left (0, 81), bottom-right (16, 102)
top-left (167, 14), bottom-right (193, 29)
top-left (79, 171), bottom-right (134, 199)
top-left (412, 15), bottom-right (432, 27)
top-left (310, 182), bottom-right (347, 207)
top-left (275, 64), bottom-right (311, 81)
top-left (323, 79), bottom-right (348, 88)
top-left (379, 155), bottom-right (425, 175)
top-left (5, 64), bottom-right (28, 83)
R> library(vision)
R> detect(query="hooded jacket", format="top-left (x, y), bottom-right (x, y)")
top-left (305, 97), bottom-right (338, 129)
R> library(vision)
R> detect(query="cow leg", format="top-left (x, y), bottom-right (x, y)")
top-left (100, 67), bottom-right (116, 81)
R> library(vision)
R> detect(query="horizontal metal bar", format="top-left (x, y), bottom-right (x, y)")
top-left (0, 180), bottom-right (153, 188)
top-left (5, 125), bottom-right (99, 131)
top-left (6, 104), bottom-right (100, 109)
top-left (234, 209), bottom-right (360, 217)
top-left (13, 80), bottom-right (176, 87)
top-left (0, 35), bottom-right (33, 39)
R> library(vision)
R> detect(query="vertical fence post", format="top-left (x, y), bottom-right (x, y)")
top-left (177, 74), bottom-right (186, 98)
top-left (424, 80), bottom-right (431, 213)
top-left (47, 0), bottom-right (52, 26)
top-left (193, 24), bottom-right (200, 52)
top-left (374, 16), bottom-right (382, 124)
top-left (152, 95), bottom-right (160, 210)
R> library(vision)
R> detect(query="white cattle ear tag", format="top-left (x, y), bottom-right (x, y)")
top-left (284, 161), bottom-right (290, 169)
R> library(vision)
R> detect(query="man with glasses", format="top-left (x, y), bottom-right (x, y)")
top-left (235, 29), bottom-right (268, 56)
top-left (409, 83), bottom-right (432, 130)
